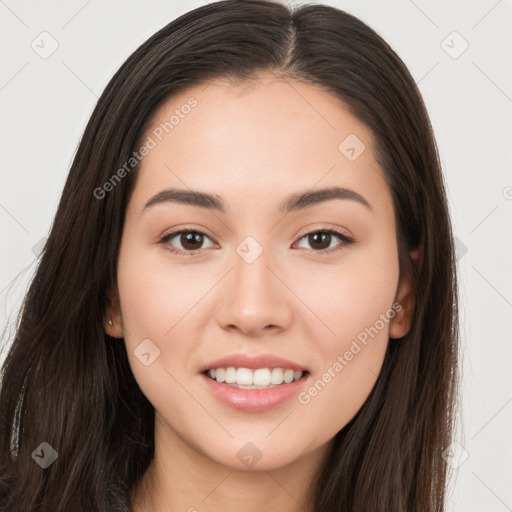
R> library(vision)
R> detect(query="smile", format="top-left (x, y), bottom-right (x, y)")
top-left (204, 367), bottom-right (305, 388)
top-left (201, 368), bottom-right (310, 412)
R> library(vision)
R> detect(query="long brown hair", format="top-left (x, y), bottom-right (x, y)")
top-left (0, 1), bottom-right (459, 510)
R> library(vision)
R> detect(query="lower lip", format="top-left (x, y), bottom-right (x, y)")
top-left (200, 373), bottom-right (309, 412)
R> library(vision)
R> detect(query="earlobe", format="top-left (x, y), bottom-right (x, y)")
top-left (389, 247), bottom-right (421, 339)
top-left (104, 287), bottom-right (123, 338)
top-left (389, 281), bottom-right (414, 339)
top-left (105, 317), bottom-right (123, 338)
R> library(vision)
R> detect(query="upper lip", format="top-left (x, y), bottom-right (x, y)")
top-left (199, 354), bottom-right (309, 373)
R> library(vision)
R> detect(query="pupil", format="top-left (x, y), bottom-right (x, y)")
top-left (182, 232), bottom-right (202, 250)
top-left (310, 232), bottom-right (330, 250)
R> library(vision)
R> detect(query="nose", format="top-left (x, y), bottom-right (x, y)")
top-left (215, 247), bottom-right (293, 337)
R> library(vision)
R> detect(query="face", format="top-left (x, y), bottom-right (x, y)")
top-left (107, 74), bottom-right (414, 471)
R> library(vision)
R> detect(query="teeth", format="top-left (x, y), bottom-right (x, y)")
top-left (254, 368), bottom-right (271, 386)
top-left (270, 368), bottom-right (284, 385)
top-left (283, 369), bottom-right (294, 383)
top-left (206, 367), bottom-right (304, 387)
top-left (225, 367), bottom-right (236, 384)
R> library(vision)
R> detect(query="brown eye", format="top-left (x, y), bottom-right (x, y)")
top-left (159, 229), bottom-right (215, 254)
top-left (179, 232), bottom-right (205, 250)
top-left (159, 227), bottom-right (354, 256)
top-left (295, 229), bottom-right (354, 254)
top-left (306, 232), bottom-right (333, 251)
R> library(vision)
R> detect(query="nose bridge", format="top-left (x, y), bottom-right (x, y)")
top-left (215, 235), bottom-right (292, 335)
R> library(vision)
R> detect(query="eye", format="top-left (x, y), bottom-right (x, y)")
top-left (158, 228), bottom-right (216, 255)
top-left (158, 226), bottom-right (355, 256)
top-left (294, 228), bottom-right (355, 254)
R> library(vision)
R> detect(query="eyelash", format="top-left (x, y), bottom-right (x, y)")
top-left (157, 225), bottom-right (355, 256)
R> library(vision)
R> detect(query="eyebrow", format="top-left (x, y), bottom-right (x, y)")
top-left (142, 186), bottom-right (372, 215)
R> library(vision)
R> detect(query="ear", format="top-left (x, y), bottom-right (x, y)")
top-left (104, 286), bottom-right (124, 338)
top-left (389, 247), bottom-right (421, 339)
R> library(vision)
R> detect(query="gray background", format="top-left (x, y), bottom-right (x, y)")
top-left (1, 1), bottom-right (511, 510)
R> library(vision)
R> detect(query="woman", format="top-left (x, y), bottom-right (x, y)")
top-left (0, 1), bottom-right (459, 510)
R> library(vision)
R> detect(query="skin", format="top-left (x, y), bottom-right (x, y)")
top-left (105, 73), bottom-right (416, 512)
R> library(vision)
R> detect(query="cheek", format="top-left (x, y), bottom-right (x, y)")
top-left (294, 290), bottom-right (394, 444)
top-left (116, 235), bottom-right (204, 341)
top-left (290, 243), bottom-right (399, 432)
top-left (293, 242), bottom-right (399, 349)
top-left (115, 240), bottom-right (199, 393)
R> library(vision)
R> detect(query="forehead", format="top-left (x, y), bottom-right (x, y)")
top-left (128, 75), bottom-right (391, 215)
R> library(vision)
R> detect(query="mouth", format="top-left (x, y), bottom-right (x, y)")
top-left (198, 354), bottom-right (311, 411)
top-left (202, 367), bottom-right (310, 389)
top-left (200, 366), bottom-right (311, 412)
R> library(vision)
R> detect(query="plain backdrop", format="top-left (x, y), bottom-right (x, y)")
top-left (1, 1), bottom-right (511, 511)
